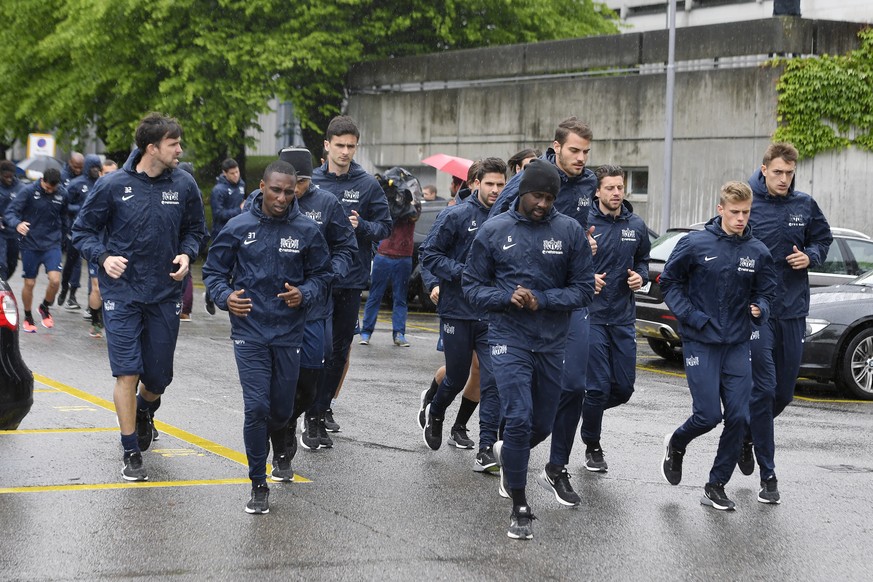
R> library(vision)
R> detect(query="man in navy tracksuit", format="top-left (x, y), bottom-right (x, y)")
top-left (4, 168), bottom-right (68, 332)
top-left (308, 116), bottom-right (392, 435)
top-left (58, 154), bottom-right (102, 310)
top-left (490, 118), bottom-right (599, 500)
top-left (0, 160), bottom-right (25, 279)
top-left (204, 158), bottom-right (246, 314)
top-left (660, 181), bottom-right (776, 511)
top-left (420, 157), bottom-right (507, 470)
top-left (464, 160), bottom-right (594, 540)
top-left (272, 147), bottom-right (357, 458)
top-left (204, 160), bottom-right (332, 514)
top-left (539, 165), bottom-right (651, 504)
top-left (72, 113), bottom-right (206, 482)
top-left (743, 142), bottom-right (832, 504)
top-left (61, 152), bottom-right (84, 186)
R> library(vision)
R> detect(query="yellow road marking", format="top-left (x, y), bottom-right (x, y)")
top-left (21, 373), bottom-right (312, 488)
top-left (794, 395), bottom-right (873, 404)
top-left (0, 427), bottom-right (117, 435)
top-left (0, 475), bottom-right (309, 495)
top-left (636, 364), bottom-right (687, 378)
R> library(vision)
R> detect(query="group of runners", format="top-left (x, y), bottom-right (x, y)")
top-left (3, 111), bottom-right (831, 539)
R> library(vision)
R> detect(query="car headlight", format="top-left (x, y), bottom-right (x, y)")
top-left (805, 318), bottom-right (830, 337)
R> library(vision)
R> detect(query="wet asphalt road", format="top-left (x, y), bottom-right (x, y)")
top-left (2, 277), bottom-right (872, 581)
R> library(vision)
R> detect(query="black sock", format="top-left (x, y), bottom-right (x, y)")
top-left (426, 377), bottom-right (439, 401)
top-left (293, 368), bottom-right (321, 419)
top-left (545, 462), bottom-right (563, 476)
top-left (40, 300), bottom-right (50, 311)
top-left (24, 310), bottom-right (33, 321)
top-left (584, 440), bottom-right (600, 452)
top-left (454, 396), bottom-right (479, 428)
top-left (510, 488), bottom-right (528, 507)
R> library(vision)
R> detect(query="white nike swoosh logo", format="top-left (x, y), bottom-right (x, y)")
top-left (593, 234), bottom-right (603, 239)
top-left (122, 195), bottom-right (134, 201)
top-left (468, 227), bottom-right (478, 232)
top-left (705, 256), bottom-right (717, 261)
top-left (244, 240), bottom-right (257, 245)
top-left (502, 243), bottom-right (516, 250)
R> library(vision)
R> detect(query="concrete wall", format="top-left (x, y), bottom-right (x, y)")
top-left (345, 17), bottom-right (872, 235)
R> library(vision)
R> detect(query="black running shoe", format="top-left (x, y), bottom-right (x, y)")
top-left (270, 454), bottom-right (294, 482)
top-left (300, 416), bottom-right (320, 450)
top-left (152, 425), bottom-right (159, 441)
top-left (57, 286), bottom-right (68, 307)
top-left (738, 440), bottom-right (755, 476)
top-left (584, 448), bottom-right (608, 473)
top-left (318, 416), bottom-right (334, 448)
top-left (417, 388), bottom-right (432, 430)
top-left (493, 440), bottom-right (509, 499)
top-left (135, 408), bottom-right (154, 452)
top-left (758, 476), bottom-right (781, 504)
top-left (536, 465), bottom-right (581, 507)
top-left (473, 445), bottom-right (500, 473)
top-left (507, 505), bottom-right (536, 540)
top-left (448, 425), bottom-right (474, 449)
top-left (121, 452), bottom-right (148, 482)
top-left (661, 434), bottom-right (684, 485)
top-left (65, 297), bottom-right (81, 311)
top-left (204, 292), bottom-right (216, 316)
top-left (701, 482), bottom-right (736, 510)
top-left (423, 405), bottom-right (443, 450)
top-left (323, 408), bottom-right (340, 432)
top-left (245, 483), bottom-right (270, 514)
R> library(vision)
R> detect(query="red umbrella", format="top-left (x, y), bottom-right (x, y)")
top-left (422, 154), bottom-right (474, 181)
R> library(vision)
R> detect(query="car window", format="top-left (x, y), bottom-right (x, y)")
top-left (817, 242), bottom-right (847, 275)
top-left (649, 231), bottom-right (690, 261)
top-left (844, 238), bottom-right (873, 275)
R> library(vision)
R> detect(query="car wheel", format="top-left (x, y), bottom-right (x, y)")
top-left (837, 327), bottom-right (873, 400)
top-left (647, 338), bottom-right (683, 362)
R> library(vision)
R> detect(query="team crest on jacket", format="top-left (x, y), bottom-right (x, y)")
top-left (304, 209), bottom-right (323, 224)
top-left (342, 189), bottom-right (360, 203)
top-left (577, 196), bottom-right (590, 211)
top-left (491, 344), bottom-right (508, 356)
top-left (788, 213), bottom-right (806, 228)
top-left (621, 228), bottom-right (637, 242)
top-left (443, 322), bottom-right (455, 335)
top-left (737, 256), bottom-right (756, 273)
top-left (542, 238), bottom-right (564, 255)
top-left (162, 190), bottom-right (180, 205)
top-left (279, 236), bottom-right (300, 253)
top-left (104, 300), bottom-right (116, 311)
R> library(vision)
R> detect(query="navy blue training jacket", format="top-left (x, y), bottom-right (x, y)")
top-left (312, 161), bottom-right (393, 290)
top-left (420, 192), bottom-right (491, 321)
top-left (65, 155), bottom-right (103, 229)
top-left (202, 192), bottom-right (333, 347)
top-left (748, 169), bottom-right (833, 319)
top-left (660, 217), bottom-right (776, 345)
top-left (210, 174), bottom-right (246, 241)
top-left (4, 180), bottom-right (68, 252)
top-left (588, 202), bottom-right (651, 325)
top-left (0, 175), bottom-right (25, 240)
top-left (72, 149), bottom-right (207, 304)
top-left (463, 199), bottom-right (594, 353)
top-left (489, 149), bottom-right (597, 230)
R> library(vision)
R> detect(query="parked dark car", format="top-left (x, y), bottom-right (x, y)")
top-left (0, 276), bottom-right (34, 429)
top-left (635, 225), bottom-right (873, 361)
top-left (801, 272), bottom-right (873, 400)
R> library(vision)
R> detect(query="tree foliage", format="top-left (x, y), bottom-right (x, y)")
top-left (772, 28), bottom-right (873, 159)
top-left (0, 0), bottom-right (618, 172)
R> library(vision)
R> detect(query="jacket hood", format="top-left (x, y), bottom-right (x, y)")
top-left (591, 199), bottom-right (632, 222)
top-left (121, 148), bottom-right (174, 180)
top-left (83, 154), bottom-right (102, 177)
top-left (317, 160), bottom-right (369, 181)
top-left (749, 168), bottom-right (796, 200)
top-left (704, 215), bottom-right (753, 240)
top-left (216, 174), bottom-right (242, 187)
top-left (543, 148), bottom-right (595, 186)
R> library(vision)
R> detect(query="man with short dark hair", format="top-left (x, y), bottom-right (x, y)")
top-left (73, 112), bottom-right (207, 482)
top-left (464, 159), bottom-right (594, 540)
top-left (660, 181), bottom-right (776, 511)
top-left (204, 160), bottom-right (332, 514)
top-left (0, 159), bottom-right (24, 279)
top-left (205, 158), bottom-right (247, 315)
top-left (421, 157), bottom-right (507, 466)
top-left (307, 115), bottom-right (391, 437)
top-left (4, 167), bottom-right (67, 332)
top-left (743, 142), bottom-right (832, 504)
